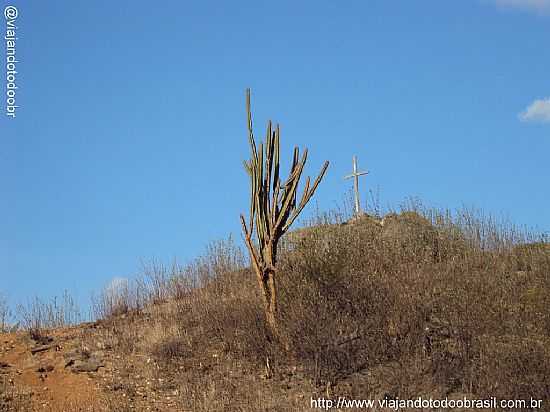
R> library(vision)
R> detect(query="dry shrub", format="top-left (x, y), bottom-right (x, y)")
top-left (13, 291), bottom-right (82, 344)
top-left (16, 291), bottom-right (82, 331)
top-left (380, 211), bottom-right (440, 262)
top-left (469, 334), bottom-right (550, 401)
top-left (151, 334), bottom-right (191, 361)
top-left (278, 216), bottom-right (428, 383)
top-left (176, 362), bottom-right (306, 412)
top-left (513, 242), bottom-right (550, 272)
top-left (274, 203), bottom-right (550, 399)
top-left (148, 239), bottom-right (274, 368)
top-left (0, 294), bottom-right (11, 333)
top-left (91, 278), bottom-right (147, 320)
top-left (170, 269), bottom-right (273, 365)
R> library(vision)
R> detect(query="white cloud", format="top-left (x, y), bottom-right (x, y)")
top-left (519, 97), bottom-right (550, 123)
top-left (105, 277), bottom-right (129, 298)
top-left (492, 0), bottom-right (550, 14)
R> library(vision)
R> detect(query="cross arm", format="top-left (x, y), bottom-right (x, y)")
top-left (344, 171), bottom-right (369, 179)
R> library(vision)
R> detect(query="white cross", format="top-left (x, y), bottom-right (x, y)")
top-left (344, 155), bottom-right (369, 216)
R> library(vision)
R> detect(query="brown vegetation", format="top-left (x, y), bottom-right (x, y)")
top-left (1, 204), bottom-right (549, 411)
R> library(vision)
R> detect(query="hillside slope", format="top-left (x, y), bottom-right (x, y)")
top-left (2, 210), bottom-right (549, 411)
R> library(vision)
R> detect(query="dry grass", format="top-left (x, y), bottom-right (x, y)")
top-left (100, 203), bottom-right (548, 410)
top-left (1, 376), bottom-right (33, 412)
top-left (16, 291), bottom-right (83, 332)
top-left (0, 294), bottom-right (11, 333)
top-left (2, 201), bottom-right (549, 411)
top-left (281, 203), bottom-right (549, 402)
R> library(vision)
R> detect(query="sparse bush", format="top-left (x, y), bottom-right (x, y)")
top-left (151, 334), bottom-right (191, 362)
top-left (0, 293), bottom-right (12, 333)
top-left (91, 277), bottom-right (148, 320)
top-left (146, 238), bottom-right (275, 368)
top-left (16, 290), bottom-right (82, 333)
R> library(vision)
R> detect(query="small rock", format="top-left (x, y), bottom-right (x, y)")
top-left (70, 358), bottom-right (104, 373)
top-left (31, 344), bottom-right (54, 355)
top-left (112, 383), bottom-right (124, 391)
top-left (37, 364), bottom-right (54, 373)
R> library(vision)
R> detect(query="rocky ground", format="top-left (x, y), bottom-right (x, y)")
top-left (0, 317), bottom-right (319, 412)
top-left (0, 322), bottom-right (475, 412)
top-left (0, 322), bottom-right (192, 411)
top-left (1, 325), bottom-right (103, 411)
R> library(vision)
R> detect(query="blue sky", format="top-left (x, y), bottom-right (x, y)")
top-left (1, 0), bottom-right (549, 312)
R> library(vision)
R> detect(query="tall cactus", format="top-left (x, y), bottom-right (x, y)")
top-left (240, 89), bottom-right (329, 335)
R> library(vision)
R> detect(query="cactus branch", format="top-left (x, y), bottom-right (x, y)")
top-left (240, 88), bottom-right (329, 336)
